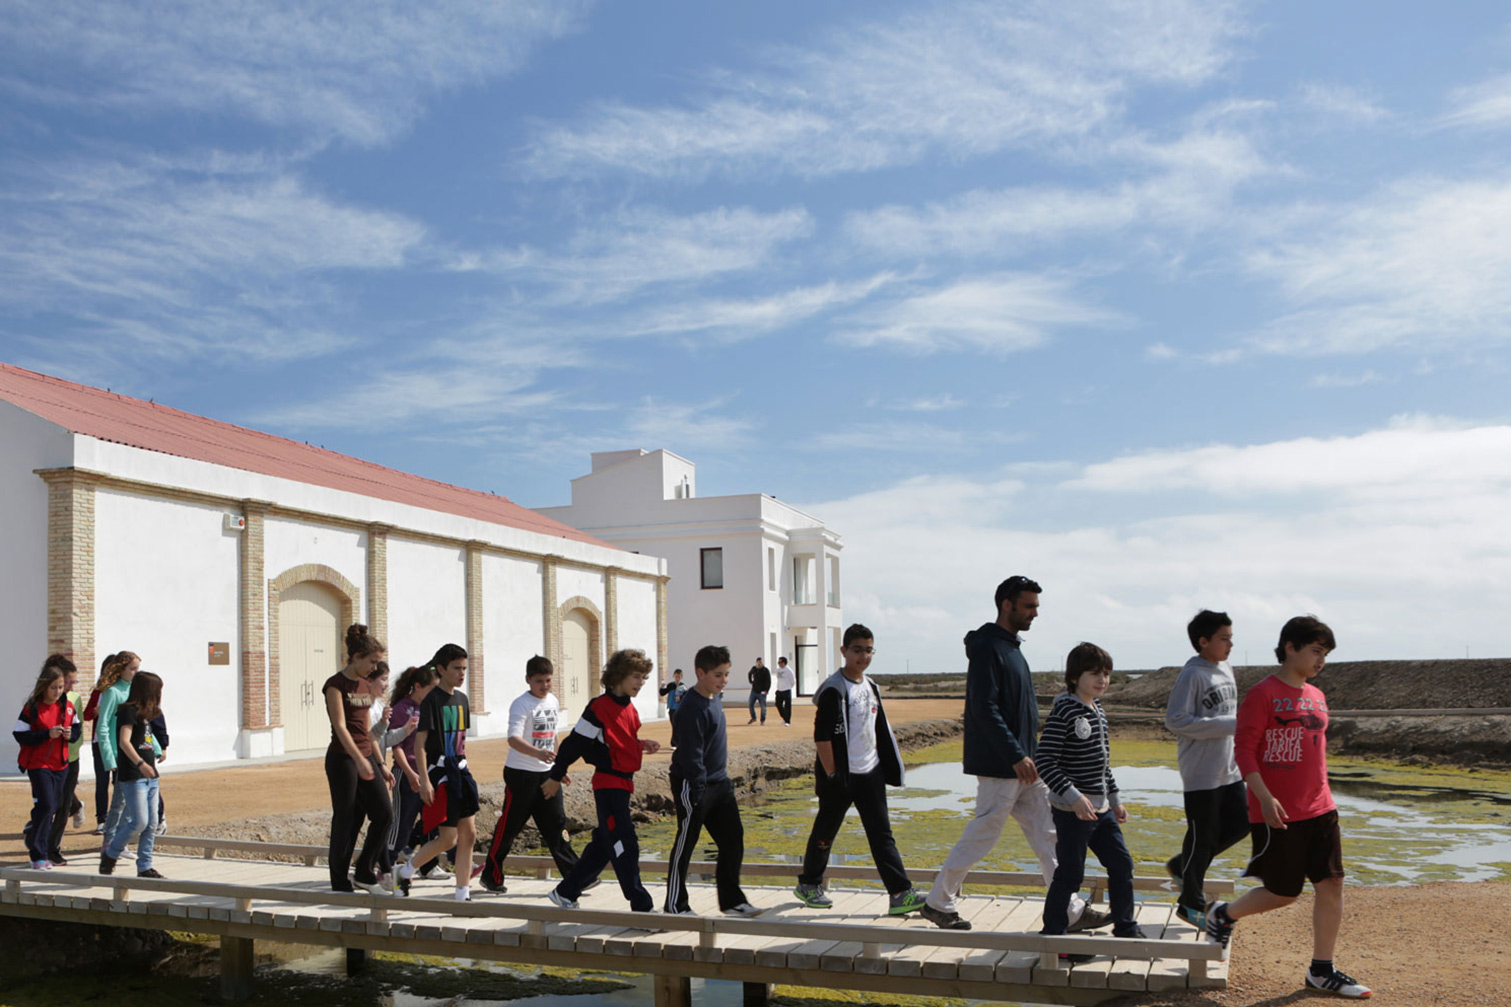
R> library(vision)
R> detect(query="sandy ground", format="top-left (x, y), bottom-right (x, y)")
top-left (5, 696), bottom-right (1507, 1006)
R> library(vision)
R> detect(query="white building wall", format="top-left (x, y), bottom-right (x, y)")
top-left (93, 489), bottom-right (242, 767)
top-left (616, 576), bottom-right (660, 724)
top-left (263, 517), bottom-right (369, 618)
top-left (555, 566), bottom-right (605, 613)
top-left (386, 538), bottom-right (466, 674)
top-left (479, 553), bottom-right (545, 730)
top-left (0, 403), bottom-right (75, 770)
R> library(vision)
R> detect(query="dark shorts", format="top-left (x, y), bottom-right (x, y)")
top-left (1243, 809), bottom-right (1345, 898)
top-left (422, 766), bottom-right (480, 831)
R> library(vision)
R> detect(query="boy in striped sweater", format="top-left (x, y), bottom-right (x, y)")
top-left (1037, 643), bottom-right (1144, 957)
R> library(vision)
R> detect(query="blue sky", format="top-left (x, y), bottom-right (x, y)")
top-left (5, 0), bottom-right (1511, 671)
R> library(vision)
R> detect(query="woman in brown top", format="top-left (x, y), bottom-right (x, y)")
top-left (324, 623), bottom-right (394, 894)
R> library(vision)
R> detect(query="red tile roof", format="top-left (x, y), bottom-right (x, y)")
top-left (0, 362), bottom-right (611, 549)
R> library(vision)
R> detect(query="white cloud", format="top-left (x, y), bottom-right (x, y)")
top-left (0, 158), bottom-right (424, 364)
top-left (0, 0), bottom-right (590, 146)
top-left (844, 125), bottom-right (1270, 257)
top-left (521, 0), bottom-right (1245, 180)
top-left (1439, 73), bottom-right (1511, 131)
top-left (804, 420), bottom-right (1511, 670)
top-left (452, 206), bottom-right (814, 306)
top-left (834, 273), bottom-right (1120, 354)
top-left (1245, 174), bottom-right (1511, 354)
top-left (1296, 82), bottom-right (1387, 123)
top-left (806, 422), bottom-right (983, 454)
top-left (1309, 369), bottom-right (1386, 388)
top-left (622, 397), bottom-right (758, 452)
top-left (620, 274), bottom-right (895, 340)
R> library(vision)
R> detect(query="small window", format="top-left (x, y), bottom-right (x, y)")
top-left (701, 547), bottom-right (724, 589)
top-left (767, 547), bottom-right (776, 592)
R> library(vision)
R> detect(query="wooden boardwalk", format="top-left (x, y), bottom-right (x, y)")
top-left (0, 837), bottom-right (1228, 1005)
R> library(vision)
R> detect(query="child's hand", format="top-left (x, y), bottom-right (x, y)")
top-left (1012, 756), bottom-right (1039, 785)
top-left (1113, 804), bottom-right (1128, 824)
top-left (641, 739), bottom-right (661, 754)
top-left (1260, 795), bottom-right (1288, 829)
top-left (535, 747), bottom-right (557, 764)
top-left (405, 769), bottom-right (422, 791)
top-left (48, 725), bottom-right (66, 739)
top-left (541, 778), bottom-right (561, 800)
top-left (1072, 795), bottom-right (1097, 820)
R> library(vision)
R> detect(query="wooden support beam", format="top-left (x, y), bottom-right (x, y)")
top-left (743, 981), bottom-right (771, 1006)
top-left (346, 948), bottom-right (367, 975)
top-left (653, 973), bottom-right (691, 1007)
top-left (219, 935), bottom-right (254, 1001)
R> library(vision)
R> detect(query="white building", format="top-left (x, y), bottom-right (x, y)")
top-left (0, 364), bottom-right (667, 773)
top-left (536, 450), bottom-right (842, 700)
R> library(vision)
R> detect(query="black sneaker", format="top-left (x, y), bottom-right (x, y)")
top-left (98, 854), bottom-right (117, 875)
top-left (919, 903), bottom-right (972, 930)
top-left (1059, 952), bottom-right (1095, 964)
top-left (480, 877), bottom-right (507, 894)
top-left (1306, 967), bottom-right (1372, 998)
top-left (137, 868), bottom-right (165, 879)
top-left (1205, 902), bottom-right (1235, 955)
top-left (1114, 925), bottom-right (1149, 939)
top-left (1165, 855), bottom-right (1183, 883)
top-left (1066, 907), bottom-right (1112, 932)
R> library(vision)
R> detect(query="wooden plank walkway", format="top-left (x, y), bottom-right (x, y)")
top-left (1, 838), bottom-right (1229, 1006)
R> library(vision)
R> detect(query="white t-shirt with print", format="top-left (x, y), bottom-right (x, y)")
top-left (842, 675), bottom-right (880, 774)
top-left (505, 691), bottom-right (561, 772)
top-left (774, 665), bottom-right (796, 691)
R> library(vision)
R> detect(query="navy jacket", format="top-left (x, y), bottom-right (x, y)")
top-left (961, 622), bottom-right (1039, 778)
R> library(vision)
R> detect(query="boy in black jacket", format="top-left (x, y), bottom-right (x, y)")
top-left (793, 624), bottom-right (926, 915)
top-left (664, 645), bottom-right (760, 917)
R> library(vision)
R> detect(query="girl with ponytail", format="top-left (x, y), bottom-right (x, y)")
top-left (322, 624), bottom-right (394, 895)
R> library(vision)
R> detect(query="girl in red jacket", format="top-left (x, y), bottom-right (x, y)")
top-left (13, 655), bottom-right (82, 869)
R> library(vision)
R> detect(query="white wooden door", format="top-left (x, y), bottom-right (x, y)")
top-left (560, 609), bottom-right (595, 725)
top-left (279, 581), bottom-right (342, 751)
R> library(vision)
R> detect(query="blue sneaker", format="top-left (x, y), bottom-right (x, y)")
top-left (1177, 904), bottom-right (1207, 929)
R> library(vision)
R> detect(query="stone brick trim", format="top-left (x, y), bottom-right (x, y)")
top-left (367, 524), bottom-right (390, 646)
top-left (240, 500), bottom-right (272, 729)
top-left (465, 541), bottom-right (486, 714)
top-left (543, 557), bottom-right (560, 670)
top-left (266, 564), bottom-right (361, 728)
top-left (38, 469), bottom-right (97, 688)
top-left (604, 569), bottom-right (619, 654)
top-left (655, 576), bottom-right (669, 687)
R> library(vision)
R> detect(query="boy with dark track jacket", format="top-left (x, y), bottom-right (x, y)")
top-left (664, 645), bottom-right (760, 917)
top-left (793, 624), bottom-right (926, 916)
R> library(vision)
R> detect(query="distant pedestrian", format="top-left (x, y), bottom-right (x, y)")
top-left (746, 657), bottom-right (770, 725)
top-left (480, 656), bottom-right (580, 893)
top-left (665, 645), bottom-right (760, 917)
top-left (921, 577), bottom-right (1106, 932)
top-left (773, 657), bottom-right (795, 726)
top-left (1164, 610), bottom-right (1247, 928)
top-left (543, 649), bottom-right (661, 912)
top-left (793, 624), bottom-right (927, 916)
top-left (99, 671), bottom-right (165, 878)
top-left (660, 669), bottom-right (686, 729)
top-left (14, 655), bottom-right (81, 870)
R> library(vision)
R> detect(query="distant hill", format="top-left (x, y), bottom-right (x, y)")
top-left (1105, 658), bottom-right (1511, 711)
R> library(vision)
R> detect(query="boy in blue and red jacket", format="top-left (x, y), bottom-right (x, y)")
top-left (542, 649), bottom-right (661, 912)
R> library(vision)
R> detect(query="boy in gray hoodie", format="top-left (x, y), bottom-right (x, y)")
top-left (1164, 609), bottom-right (1247, 927)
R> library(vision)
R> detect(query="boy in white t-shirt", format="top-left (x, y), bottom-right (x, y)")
top-left (479, 656), bottom-right (581, 893)
top-left (793, 624), bottom-right (927, 916)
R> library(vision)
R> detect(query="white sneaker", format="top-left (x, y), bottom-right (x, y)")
top-left (722, 903), bottom-right (764, 918)
top-left (454, 887), bottom-right (471, 902)
top-left (154, 819), bottom-right (167, 837)
top-left (1306, 968), bottom-right (1372, 998)
top-left (548, 888), bottom-right (579, 909)
top-left (72, 809), bottom-right (85, 829)
top-left (354, 878), bottom-right (391, 897)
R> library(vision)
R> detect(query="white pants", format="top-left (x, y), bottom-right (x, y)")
top-left (926, 775), bottom-right (1086, 922)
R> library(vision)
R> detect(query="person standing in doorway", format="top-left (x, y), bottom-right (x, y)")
top-left (746, 657), bottom-right (770, 725)
top-left (920, 577), bottom-right (1109, 933)
top-left (772, 657), bottom-right (795, 727)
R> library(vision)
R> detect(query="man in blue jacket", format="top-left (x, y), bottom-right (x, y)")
top-left (920, 576), bottom-right (1111, 932)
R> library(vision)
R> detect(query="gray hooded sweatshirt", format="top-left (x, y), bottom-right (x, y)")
top-left (1164, 655), bottom-right (1242, 791)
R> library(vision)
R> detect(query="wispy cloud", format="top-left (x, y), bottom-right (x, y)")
top-left (1309, 369), bottom-right (1387, 388)
top-left (520, 0), bottom-right (1245, 180)
top-left (1296, 82), bottom-right (1387, 124)
top-left (622, 396), bottom-right (758, 451)
top-left (0, 158), bottom-right (424, 365)
top-left (450, 206), bottom-right (814, 306)
top-left (1439, 73), bottom-right (1511, 131)
top-left (1244, 174), bottom-right (1511, 355)
top-left (0, 0), bottom-right (591, 146)
top-left (834, 273), bottom-right (1120, 354)
top-left (619, 273), bottom-right (895, 341)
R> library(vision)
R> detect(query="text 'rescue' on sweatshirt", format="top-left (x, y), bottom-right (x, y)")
top-left (1036, 691), bottom-right (1120, 813)
top-left (1164, 655), bottom-right (1242, 792)
top-left (551, 691), bottom-right (643, 793)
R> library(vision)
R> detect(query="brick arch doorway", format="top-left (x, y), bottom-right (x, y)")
top-left (269, 565), bottom-right (360, 751)
top-left (557, 597), bottom-right (602, 726)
